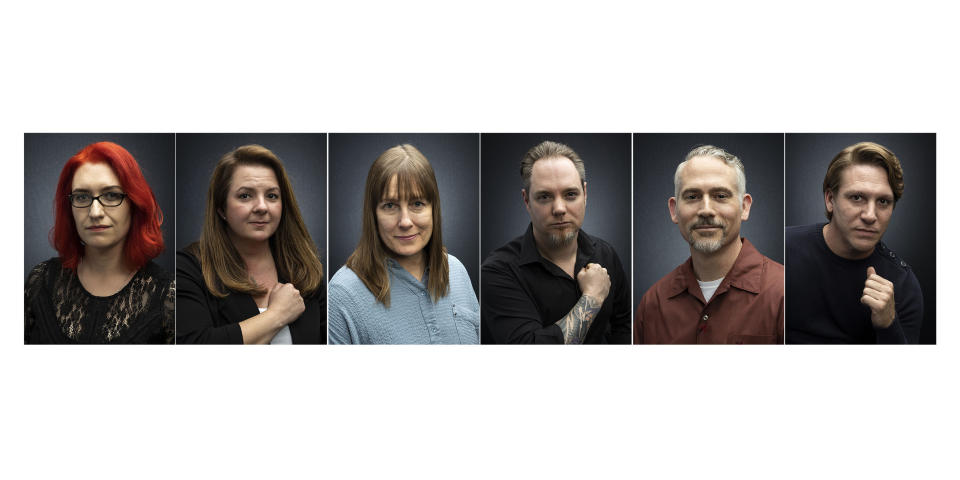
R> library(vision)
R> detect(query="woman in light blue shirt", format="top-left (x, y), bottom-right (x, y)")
top-left (328, 144), bottom-right (479, 344)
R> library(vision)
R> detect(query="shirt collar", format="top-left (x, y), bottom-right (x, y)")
top-left (385, 257), bottom-right (429, 292)
top-left (666, 237), bottom-right (765, 300)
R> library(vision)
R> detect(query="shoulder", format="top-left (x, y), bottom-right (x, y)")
top-left (141, 260), bottom-right (173, 284)
top-left (27, 257), bottom-right (62, 281)
top-left (642, 260), bottom-right (687, 302)
top-left (25, 257), bottom-right (62, 295)
top-left (175, 248), bottom-right (207, 292)
top-left (328, 265), bottom-right (371, 300)
top-left (446, 253), bottom-right (468, 275)
top-left (785, 223), bottom-right (821, 243)
top-left (176, 248), bottom-right (201, 272)
top-left (481, 234), bottom-right (524, 271)
top-left (874, 242), bottom-right (920, 284)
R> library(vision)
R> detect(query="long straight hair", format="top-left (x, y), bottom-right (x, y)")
top-left (189, 144), bottom-right (323, 298)
top-left (345, 144), bottom-right (448, 307)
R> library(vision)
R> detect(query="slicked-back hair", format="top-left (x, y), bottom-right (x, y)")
top-left (822, 141), bottom-right (904, 220)
top-left (674, 145), bottom-right (747, 201)
top-left (345, 144), bottom-right (449, 307)
top-left (520, 141), bottom-right (586, 191)
top-left (52, 141), bottom-right (164, 271)
top-left (188, 144), bottom-right (323, 298)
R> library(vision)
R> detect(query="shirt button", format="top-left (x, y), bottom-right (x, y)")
top-left (701, 314), bottom-right (709, 321)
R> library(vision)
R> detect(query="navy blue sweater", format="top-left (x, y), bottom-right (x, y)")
top-left (785, 223), bottom-right (923, 344)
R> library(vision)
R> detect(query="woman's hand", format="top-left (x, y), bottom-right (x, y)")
top-left (267, 282), bottom-right (306, 326)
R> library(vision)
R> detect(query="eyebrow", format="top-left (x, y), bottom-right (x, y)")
top-left (71, 185), bottom-right (123, 192)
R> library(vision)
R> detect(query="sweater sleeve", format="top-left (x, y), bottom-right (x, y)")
top-left (175, 251), bottom-right (243, 344)
top-left (875, 269), bottom-right (924, 344)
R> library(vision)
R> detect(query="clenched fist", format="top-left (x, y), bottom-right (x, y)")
top-left (861, 266), bottom-right (895, 329)
top-left (267, 282), bottom-right (306, 326)
top-left (577, 262), bottom-right (611, 304)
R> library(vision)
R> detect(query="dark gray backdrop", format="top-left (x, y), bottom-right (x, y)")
top-left (480, 133), bottom-right (632, 282)
top-left (24, 133), bottom-right (176, 278)
top-left (785, 133), bottom-right (936, 344)
top-left (175, 134), bottom-right (327, 270)
top-left (328, 134), bottom-right (480, 294)
top-left (633, 134), bottom-right (785, 304)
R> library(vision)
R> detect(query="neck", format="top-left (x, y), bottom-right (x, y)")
top-left (395, 250), bottom-right (427, 281)
top-left (230, 233), bottom-right (273, 262)
top-left (532, 229), bottom-right (578, 266)
top-left (822, 222), bottom-right (871, 260)
top-left (80, 242), bottom-right (130, 274)
top-left (690, 237), bottom-right (742, 282)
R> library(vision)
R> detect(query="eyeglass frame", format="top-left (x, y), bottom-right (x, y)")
top-left (66, 191), bottom-right (128, 208)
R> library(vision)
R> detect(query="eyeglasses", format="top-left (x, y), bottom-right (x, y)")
top-left (67, 191), bottom-right (128, 208)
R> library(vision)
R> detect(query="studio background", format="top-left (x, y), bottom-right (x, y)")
top-left (24, 133), bottom-right (176, 278)
top-left (328, 133), bottom-right (480, 294)
top-left (175, 133), bottom-right (327, 267)
top-left (480, 133), bottom-right (632, 285)
top-left (633, 134), bottom-right (784, 304)
top-left (785, 133), bottom-right (936, 344)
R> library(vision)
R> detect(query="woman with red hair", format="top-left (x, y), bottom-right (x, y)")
top-left (24, 141), bottom-right (174, 344)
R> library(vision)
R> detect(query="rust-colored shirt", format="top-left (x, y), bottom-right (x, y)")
top-left (635, 238), bottom-right (784, 344)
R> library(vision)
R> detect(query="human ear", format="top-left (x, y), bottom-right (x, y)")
top-left (740, 193), bottom-right (753, 221)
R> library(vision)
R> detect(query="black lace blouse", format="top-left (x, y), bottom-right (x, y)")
top-left (24, 258), bottom-right (175, 344)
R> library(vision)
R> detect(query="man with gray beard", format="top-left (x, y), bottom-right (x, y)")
top-left (635, 145), bottom-right (784, 344)
top-left (481, 141), bottom-right (630, 344)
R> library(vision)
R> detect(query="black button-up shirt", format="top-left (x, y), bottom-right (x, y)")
top-left (481, 225), bottom-right (630, 344)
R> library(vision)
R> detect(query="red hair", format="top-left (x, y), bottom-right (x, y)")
top-left (51, 141), bottom-right (165, 270)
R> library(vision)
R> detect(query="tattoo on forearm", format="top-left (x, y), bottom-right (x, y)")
top-left (556, 294), bottom-right (602, 344)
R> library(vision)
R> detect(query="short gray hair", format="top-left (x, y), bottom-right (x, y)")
top-left (520, 141), bottom-right (585, 191)
top-left (674, 145), bottom-right (747, 200)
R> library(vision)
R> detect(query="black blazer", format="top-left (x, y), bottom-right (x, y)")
top-left (176, 250), bottom-right (326, 344)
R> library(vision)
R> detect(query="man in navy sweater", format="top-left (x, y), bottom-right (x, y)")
top-left (785, 142), bottom-right (923, 344)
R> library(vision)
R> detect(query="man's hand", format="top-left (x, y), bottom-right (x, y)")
top-left (577, 263), bottom-right (611, 303)
top-left (861, 266), bottom-right (895, 329)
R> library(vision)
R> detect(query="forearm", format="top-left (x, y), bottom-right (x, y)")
top-left (239, 310), bottom-right (287, 345)
top-left (554, 294), bottom-right (603, 344)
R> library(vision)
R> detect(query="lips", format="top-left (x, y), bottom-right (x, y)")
top-left (86, 225), bottom-right (111, 231)
top-left (394, 234), bottom-right (419, 241)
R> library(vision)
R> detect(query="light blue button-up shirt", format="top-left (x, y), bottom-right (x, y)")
top-left (328, 254), bottom-right (479, 344)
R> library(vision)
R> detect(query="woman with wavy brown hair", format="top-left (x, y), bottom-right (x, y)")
top-left (328, 144), bottom-right (479, 344)
top-left (176, 144), bottom-right (325, 344)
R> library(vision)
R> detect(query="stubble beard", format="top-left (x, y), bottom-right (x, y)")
top-left (687, 219), bottom-right (726, 254)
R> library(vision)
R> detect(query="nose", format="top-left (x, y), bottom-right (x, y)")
top-left (398, 206), bottom-right (414, 229)
top-left (697, 196), bottom-right (716, 217)
top-left (252, 195), bottom-right (268, 213)
top-left (861, 202), bottom-right (877, 223)
top-left (88, 198), bottom-right (105, 218)
top-left (551, 197), bottom-right (567, 217)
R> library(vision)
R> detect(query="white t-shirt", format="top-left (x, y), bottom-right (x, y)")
top-left (697, 277), bottom-right (724, 303)
top-left (259, 307), bottom-right (293, 345)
